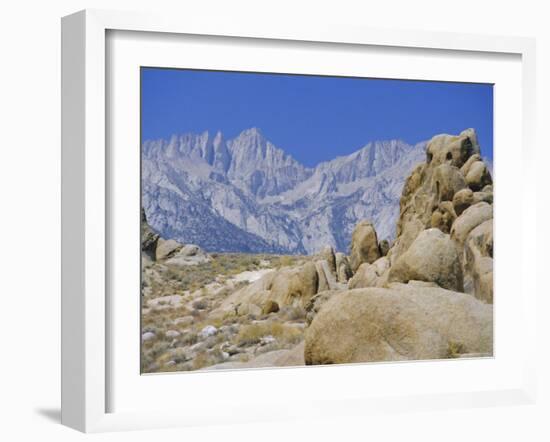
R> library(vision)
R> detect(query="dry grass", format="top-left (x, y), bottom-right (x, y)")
top-left (235, 321), bottom-right (303, 347)
top-left (446, 341), bottom-right (466, 358)
top-left (140, 252), bottom-right (311, 373)
top-left (146, 253), bottom-right (309, 298)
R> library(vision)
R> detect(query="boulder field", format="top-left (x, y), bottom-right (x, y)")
top-left (142, 128), bottom-right (494, 369)
top-left (224, 129), bottom-right (493, 365)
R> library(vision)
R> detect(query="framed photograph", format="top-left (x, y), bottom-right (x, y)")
top-left (61, 9), bottom-right (537, 432)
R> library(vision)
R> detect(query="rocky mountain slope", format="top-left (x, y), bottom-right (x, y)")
top-left (142, 128), bottom-right (425, 254)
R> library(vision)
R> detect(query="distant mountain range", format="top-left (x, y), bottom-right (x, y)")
top-left (142, 128), bottom-right (426, 254)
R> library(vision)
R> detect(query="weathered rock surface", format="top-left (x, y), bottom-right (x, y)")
top-left (270, 261), bottom-right (319, 307)
top-left (335, 252), bottom-right (353, 283)
top-left (349, 220), bottom-right (381, 272)
top-left (465, 161), bottom-right (492, 191)
top-left (348, 257), bottom-right (390, 289)
top-left (141, 209), bottom-right (159, 260)
top-left (319, 246), bottom-right (337, 275)
top-left (464, 220), bottom-right (494, 303)
top-left (390, 129), bottom-right (484, 263)
top-left (305, 290), bottom-right (342, 326)
top-left (155, 238), bottom-right (183, 261)
top-left (206, 341), bottom-right (306, 370)
top-left (460, 153), bottom-right (482, 177)
top-left (452, 188), bottom-right (474, 217)
top-left (165, 244), bottom-right (211, 266)
top-left (388, 228), bottom-right (463, 291)
top-left (217, 262), bottom-right (319, 315)
top-left (426, 129), bottom-right (480, 168)
top-left (314, 260), bottom-right (342, 292)
top-left (430, 201), bottom-right (457, 234)
top-left (450, 202), bottom-right (493, 245)
top-left (432, 164), bottom-right (467, 202)
top-left (305, 285), bottom-right (493, 365)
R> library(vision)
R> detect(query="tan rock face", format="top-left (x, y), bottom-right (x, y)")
top-left (216, 261), bottom-right (320, 315)
top-left (452, 188), bottom-right (474, 217)
top-left (425, 129), bottom-right (480, 168)
top-left (465, 161), bottom-right (492, 191)
top-left (464, 220), bottom-right (493, 303)
top-left (305, 289), bottom-right (342, 326)
top-left (460, 153), bottom-right (482, 176)
top-left (335, 252), bottom-right (353, 283)
top-left (270, 261), bottom-right (320, 308)
top-left (349, 220), bottom-right (381, 272)
top-left (319, 246), bottom-right (337, 275)
top-left (155, 238), bottom-right (183, 261)
top-left (390, 129), bottom-right (483, 263)
top-left (388, 228), bottom-right (464, 292)
top-left (430, 201), bottom-right (457, 234)
top-left (314, 260), bottom-right (341, 292)
top-left (348, 257), bottom-right (389, 289)
top-left (432, 164), bottom-right (467, 202)
top-left (305, 285), bottom-right (493, 365)
top-left (450, 202), bottom-right (493, 245)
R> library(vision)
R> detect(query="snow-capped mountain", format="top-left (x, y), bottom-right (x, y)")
top-left (142, 128), bottom-right (426, 254)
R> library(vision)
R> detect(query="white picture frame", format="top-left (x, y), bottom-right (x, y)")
top-left (61, 9), bottom-right (537, 433)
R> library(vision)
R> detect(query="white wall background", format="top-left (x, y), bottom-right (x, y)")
top-left (0, 1), bottom-right (547, 441)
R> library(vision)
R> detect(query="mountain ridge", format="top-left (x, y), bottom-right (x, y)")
top-left (142, 128), bottom-right (426, 254)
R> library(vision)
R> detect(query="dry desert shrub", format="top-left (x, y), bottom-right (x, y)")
top-left (235, 322), bottom-right (302, 347)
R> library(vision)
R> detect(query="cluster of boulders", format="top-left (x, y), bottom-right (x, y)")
top-left (303, 129), bottom-right (494, 364)
top-left (339, 129), bottom-right (493, 302)
top-left (212, 129), bottom-right (494, 365)
top-left (141, 209), bottom-right (211, 267)
top-left (213, 244), bottom-right (354, 318)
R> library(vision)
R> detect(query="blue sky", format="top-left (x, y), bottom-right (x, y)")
top-left (141, 68), bottom-right (493, 167)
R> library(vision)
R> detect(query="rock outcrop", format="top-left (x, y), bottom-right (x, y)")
top-left (141, 209), bottom-right (159, 261)
top-left (390, 129), bottom-right (489, 265)
top-left (384, 129), bottom-right (493, 302)
top-left (305, 284), bottom-right (493, 365)
top-left (388, 228), bottom-right (463, 291)
top-left (349, 220), bottom-right (381, 272)
top-left (319, 246), bottom-right (337, 275)
top-left (348, 257), bottom-right (389, 289)
top-left (335, 252), bottom-right (353, 283)
top-left (217, 262), bottom-right (320, 315)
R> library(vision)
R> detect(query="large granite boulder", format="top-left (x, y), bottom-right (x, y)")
top-left (349, 220), bottom-right (381, 272)
top-left (305, 284), bottom-right (493, 365)
top-left (388, 228), bottom-right (463, 291)
top-left (452, 188), bottom-right (474, 217)
top-left (465, 161), bottom-right (492, 191)
top-left (450, 202), bottom-right (493, 245)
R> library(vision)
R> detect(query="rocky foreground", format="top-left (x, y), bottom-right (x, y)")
top-left (141, 129), bottom-right (493, 373)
